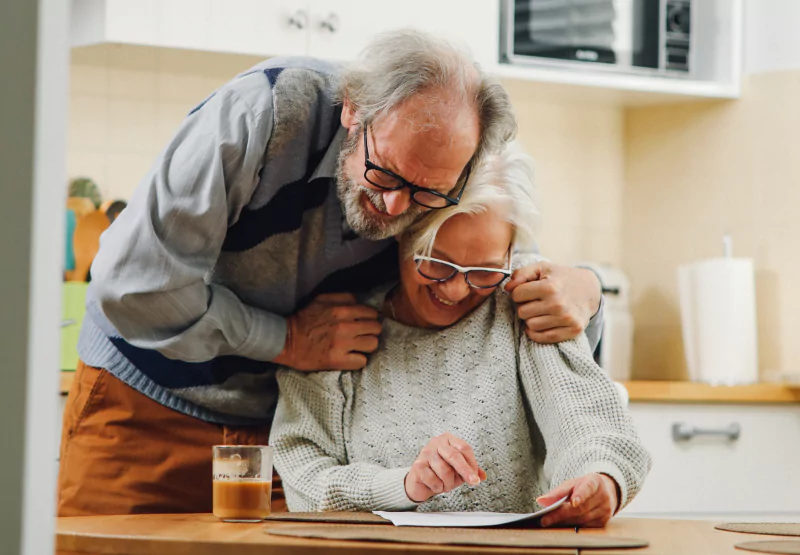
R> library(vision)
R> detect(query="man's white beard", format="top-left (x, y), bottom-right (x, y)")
top-left (335, 135), bottom-right (424, 240)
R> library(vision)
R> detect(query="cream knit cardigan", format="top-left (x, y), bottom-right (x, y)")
top-left (270, 289), bottom-right (651, 513)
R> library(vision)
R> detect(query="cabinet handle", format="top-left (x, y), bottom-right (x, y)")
top-left (288, 10), bottom-right (309, 30)
top-left (672, 422), bottom-right (741, 442)
top-left (319, 13), bottom-right (339, 33)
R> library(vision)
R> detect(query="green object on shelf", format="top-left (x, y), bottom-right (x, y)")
top-left (68, 177), bottom-right (102, 209)
top-left (61, 282), bottom-right (88, 371)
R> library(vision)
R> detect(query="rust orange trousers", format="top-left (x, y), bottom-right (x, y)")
top-left (57, 361), bottom-right (285, 516)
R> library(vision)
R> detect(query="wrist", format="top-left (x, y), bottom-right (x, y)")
top-left (273, 316), bottom-right (295, 366)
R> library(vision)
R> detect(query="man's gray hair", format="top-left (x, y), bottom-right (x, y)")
top-left (404, 142), bottom-right (539, 258)
top-left (338, 29), bottom-right (517, 165)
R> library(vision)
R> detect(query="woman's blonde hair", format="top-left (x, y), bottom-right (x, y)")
top-left (403, 143), bottom-right (539, 258)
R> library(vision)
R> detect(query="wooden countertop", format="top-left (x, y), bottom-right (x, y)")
top-left (60, 371), bottom-right (800, 403)
top-left (623, 380), bottom-right (800, 404)
top-left (55, 513), bottom-right (789, 555)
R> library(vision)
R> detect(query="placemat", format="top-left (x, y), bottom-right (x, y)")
top-left (267, 523), bottom-right (649, 549)
top-left (718, 524), bottom-right (800, 537)
top-left (264, 512), bottom-right (390, 525)
top-left (735, 540), bottom-right (800, 554)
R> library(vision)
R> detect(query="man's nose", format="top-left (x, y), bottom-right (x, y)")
top-left (436, 273), bottom-right (471, 302)
top-left (382, 189), bottom-right (412, 216)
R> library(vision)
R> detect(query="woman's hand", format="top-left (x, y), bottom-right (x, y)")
top-left (536, 473), bottom-right (620, 528)
top-left (404, 433), bottom-right (487, 503)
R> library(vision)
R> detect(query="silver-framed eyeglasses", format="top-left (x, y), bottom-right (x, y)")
top-left (413, 255), bottom-right (512, 289)
top-left (363, 127), bottom-right (470, 209)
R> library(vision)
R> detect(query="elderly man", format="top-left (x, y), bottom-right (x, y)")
top-left (57, 30), bottom-right (604, 516)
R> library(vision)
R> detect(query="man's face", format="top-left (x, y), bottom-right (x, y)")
top-left (335, 95), bottom-right (480, 240)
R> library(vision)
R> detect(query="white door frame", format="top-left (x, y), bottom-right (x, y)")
top-left (0, 0), bottom-right (70, 553)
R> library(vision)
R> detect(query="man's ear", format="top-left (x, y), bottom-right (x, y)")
top-left (341, 98), bottom-right (358, 129)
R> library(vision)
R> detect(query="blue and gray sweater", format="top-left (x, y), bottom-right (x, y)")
top-left (79, 57), bottom-right (397, 425)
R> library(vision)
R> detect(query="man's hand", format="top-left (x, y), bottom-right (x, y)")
top-left (273, 293), bottom-right (381, 371)
top-left (505, 262), bottom-right (601, 343)
top-left (537, 473), bottom-right (620, 528)
top-left (404, 433), bottom-right (487, 503)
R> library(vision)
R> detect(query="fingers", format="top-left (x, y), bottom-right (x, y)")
top-left (349, 334), bottom-right (380, 354)
top-left (509, 278), bottom-right (557, 304)
top-left (523, 315), bottom-right (563, 332)
top-left (504, 263), bottom-right (547, 293)
top-left (570, 474), bottom-right (601, 508)
top-left (537, 478), bottom-right (577, 507)
top-left (413, 461), bottom-right (444, 495)
top-left (331, 304), bottom-right (380, 321)
top-left (340, 319), bottom-right (382, 338)
top-left (428, 453), bottom-right (461, 492)
top-left (443, 434), bottom-right (482, 484)
top-left (437, 444), bottom-right (480, 486)
top-left (337, 352), bottom-right (368, 370)
top-left (546, 504), bottom-right (611, 528)
top-left (525, 327), bottom-right (574, 344)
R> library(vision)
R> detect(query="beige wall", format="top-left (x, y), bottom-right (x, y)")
top-left (68, 45), bottom-right (263, 202)
top-left (624, 69), bottom-right (800, 380)
top-left (505, 82), bottom-right (627, 269)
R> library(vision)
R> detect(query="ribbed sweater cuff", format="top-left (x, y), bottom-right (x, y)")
top-left (237, 306), bottom-right (287, 362)
top-left (371, 468), bottom-right (418, 511)
top-left (582, 461), bottom-right (628, 512)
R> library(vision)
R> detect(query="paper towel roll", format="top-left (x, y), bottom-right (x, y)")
top-left (678, 258), bottom-right (758, 385)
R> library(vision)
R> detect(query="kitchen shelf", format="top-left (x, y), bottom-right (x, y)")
top-left (624, 380), bottom-right (800, 404)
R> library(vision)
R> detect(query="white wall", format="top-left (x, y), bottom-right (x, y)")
top-left (745, 0), bottom-right (800, 74)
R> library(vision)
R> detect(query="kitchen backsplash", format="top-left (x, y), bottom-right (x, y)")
top-left (624, 69), bottom-right (800, 380)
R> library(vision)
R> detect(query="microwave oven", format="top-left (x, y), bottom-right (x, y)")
top-left (500, 0), bottom-right (693, 76)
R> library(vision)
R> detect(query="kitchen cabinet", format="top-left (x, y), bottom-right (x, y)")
top-left (621, 402), bottom-right (800, 521)
top-left (71, 0), bottom-right (498, 67)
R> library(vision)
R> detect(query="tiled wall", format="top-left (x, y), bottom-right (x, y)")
top-left (624, 70), bottom-right (800, 380)
top-left (67, 45), bottom-right (627, 268)
top-left (68, 45), bottom-right (263, 202)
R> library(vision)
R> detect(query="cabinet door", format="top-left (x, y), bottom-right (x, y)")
top-left (103, 0), bottom-right (159, 46)
top-left (208, 0), bottom-right (309, 57)
top-left (307, 0), bottom-right (499, 68)
top-left (156, 0), bottom-right (213, 51)
top-left (622, 403), bottom-right (800, 518)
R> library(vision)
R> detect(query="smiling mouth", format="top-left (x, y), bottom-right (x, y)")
top-left (427, 286), bottom-right (461, 308)
top-left (361, 192), bottom-right (391, 218)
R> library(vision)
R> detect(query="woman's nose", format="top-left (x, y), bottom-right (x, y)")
top-left (436, 273), bottom-right (471, 302)
top-left (382, 189), bottom-right (412, 216)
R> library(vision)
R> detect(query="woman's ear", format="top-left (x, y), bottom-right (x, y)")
top-left (341, 98), bottom-right (358, 130)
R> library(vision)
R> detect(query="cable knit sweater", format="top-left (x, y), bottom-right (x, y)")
top-left (270, 288), bottom-right (651, 513)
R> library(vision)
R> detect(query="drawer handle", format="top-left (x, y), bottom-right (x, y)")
top-left (672, 422), bottom-right (741, 442)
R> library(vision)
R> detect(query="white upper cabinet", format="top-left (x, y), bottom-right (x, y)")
top-left (305, 0), bottom-right (499, 68)
top-left (207, 0), bottom-right (308, 58)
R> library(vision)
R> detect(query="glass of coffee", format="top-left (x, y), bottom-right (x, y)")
top-left (212, 445), bottom-right (273, 522)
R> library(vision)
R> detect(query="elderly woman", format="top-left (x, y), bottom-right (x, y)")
top-left (270, 147), bottom-right (651, 527)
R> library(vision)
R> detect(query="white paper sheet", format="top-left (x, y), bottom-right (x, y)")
top-left (373, 496), bottom-right (568, 527)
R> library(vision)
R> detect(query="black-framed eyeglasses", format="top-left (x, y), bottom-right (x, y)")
top-left (363, 127), bottom-right (470, 209)
top-left (413, 254), bottom-right (512, 289)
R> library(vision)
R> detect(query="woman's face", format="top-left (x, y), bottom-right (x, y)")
top-left (398, 211), bottom-right (513, 329)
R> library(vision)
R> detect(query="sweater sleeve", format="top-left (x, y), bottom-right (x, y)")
top-left (516, 332), bottom-right (651, 510)
top-left (270, 369), bottom-right (418, 512)
top-left (89, 72), bottom-right (288, 363)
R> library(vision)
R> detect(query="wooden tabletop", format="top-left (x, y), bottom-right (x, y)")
top-left (55, 513), bottom-right (791, 555)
